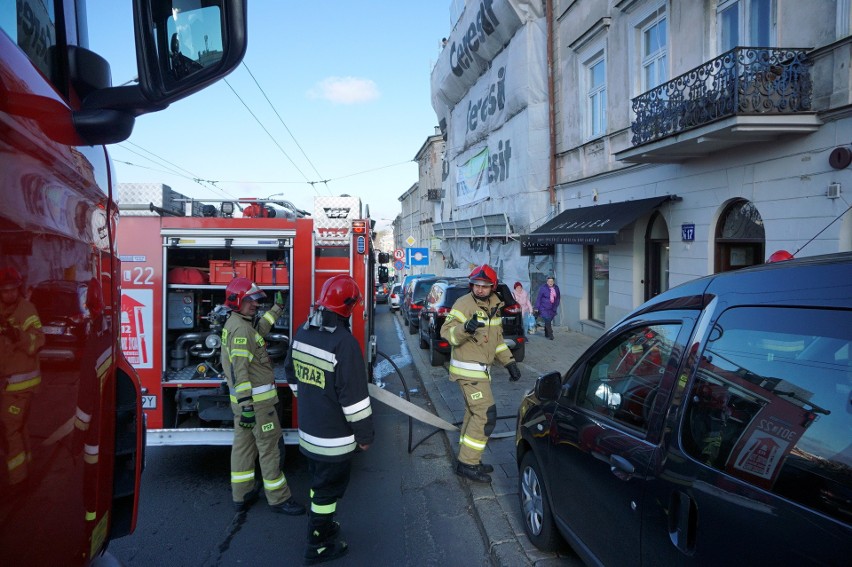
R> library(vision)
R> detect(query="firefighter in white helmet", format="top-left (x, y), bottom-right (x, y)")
top-left (221, 277), bottom-right (305, 515)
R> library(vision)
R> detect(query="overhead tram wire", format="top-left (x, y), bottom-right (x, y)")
top-left (241, 62), bottom-right (331, 194)
top-left (222, 77), bottom-right (322, 196)
top-left (214, 159), bottom-right (415, 186)
top-left (115, 143), bottom-right (237, 200)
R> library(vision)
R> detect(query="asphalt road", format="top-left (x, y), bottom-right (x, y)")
top-left (109, 303), bottom-right (490, 566)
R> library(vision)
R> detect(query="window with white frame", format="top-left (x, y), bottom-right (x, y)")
top-left (641, 9), bottom-right (667, 92)
top-left (718, 0), bottom-right (775, 53)
top-left (586, 53), bottom-right (607, 138)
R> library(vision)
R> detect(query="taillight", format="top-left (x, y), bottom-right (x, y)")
top-left (411, 303), bottom-right (423, 311)
top-left (436, 307), bottom-right (451, 316)
top-left (502, 304), bottom-right (521, 315)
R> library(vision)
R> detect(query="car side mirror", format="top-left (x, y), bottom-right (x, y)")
top-left (534, 371), bottom-right (562, 402)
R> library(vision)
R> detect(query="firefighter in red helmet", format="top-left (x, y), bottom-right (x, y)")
top-left (221, 277), bottom-right (305, 516)
top-left (440, 264), bottom-right (521, 483)
top-left (0, 267), bottom-right (44, 487)
top-left (285, 274), bottom-right (374, 565)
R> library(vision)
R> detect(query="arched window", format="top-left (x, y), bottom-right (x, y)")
top-left (645, 211), bottom-right (670, 300)
top-left (715, 200), bottom-right (765, 272)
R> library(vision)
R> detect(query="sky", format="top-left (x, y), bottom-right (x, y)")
top-left (88, 1), bottom-right (453, 231)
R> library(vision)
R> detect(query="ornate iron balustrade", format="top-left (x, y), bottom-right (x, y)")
top-left (631, 47), bottom-right (812, 146)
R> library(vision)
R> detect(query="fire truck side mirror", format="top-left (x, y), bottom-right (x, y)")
top-left (77, 0), bottom-right (248, 145)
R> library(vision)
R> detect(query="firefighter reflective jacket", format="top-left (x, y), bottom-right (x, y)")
top-left (2, 297), bottom-right (44, 391)
top-left (284, 319), bottom-right (374, 462)
top-left (222, 305), bottom-right (283, 411)
top-left (440, 291), bottom-right (515, 382)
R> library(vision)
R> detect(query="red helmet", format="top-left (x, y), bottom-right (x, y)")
top-left (468, 264), bottom-right (498, 288)
top-left (0, 267), bottom-right (23, 290)
top-left (317, 275), bottom-right (362, 318)
top-left (224, 277), bottom-right (266, 310)
top-left (767, 250), bottom-right (794, 263)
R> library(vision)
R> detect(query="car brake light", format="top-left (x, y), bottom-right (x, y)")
top-left (438, 340), bottom-right (449, 348)
top-left (411, 304), bottom-right (423, 311)
top-left (436, 307), bottom-right (451, 316)
top-left (503, 304), bottom-right (521, 315)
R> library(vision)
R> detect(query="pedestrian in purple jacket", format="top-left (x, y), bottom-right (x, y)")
top-left (533, 276), bottom-right (560, 340)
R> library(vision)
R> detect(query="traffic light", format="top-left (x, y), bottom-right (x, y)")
top-left (377, 252), bottom-right (390, 264)
top-left (378, 266), bottom-right (389, 283)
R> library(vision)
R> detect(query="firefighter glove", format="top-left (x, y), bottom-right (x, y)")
top-left (464, 314), bottom-right (485, 334)
top-left (239, 407), bottom-right (256, 429)
top-left (507, 362), bottom-right (521, 382)
top-left (275, 291), bottom-right (285, 307)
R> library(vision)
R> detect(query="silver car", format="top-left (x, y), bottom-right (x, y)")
top-left (389, 283), bottom-right (402, 311)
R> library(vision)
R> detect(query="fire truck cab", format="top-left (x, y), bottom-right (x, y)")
top-left (1, 0), bottom-right (248, 564)
top-left (116, 188), bottom-right (376, 446)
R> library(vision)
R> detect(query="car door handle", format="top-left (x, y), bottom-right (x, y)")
top-left (609, 454), bottom-right (635, 480)
top-left (668, 491), bottom-right (697, 554)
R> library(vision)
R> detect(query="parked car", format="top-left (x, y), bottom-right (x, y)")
top-left (30, 279), bottom-right (106, 364)
top-left (516, 252), bottom-right (852, 566)
top-left (401, 276), bottom-right (440, 334)
top-left (418, 279), bottom-right (526, 366)
top-left (374, 282), bottom-right (389, 304)
top-left (389, 283), bottom-right (402, 311)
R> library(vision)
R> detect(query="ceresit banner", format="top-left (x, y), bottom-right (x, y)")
top-left (431, 0), bottom-right (543, 129)
top-left (448, 18), bottom-right (547, 157)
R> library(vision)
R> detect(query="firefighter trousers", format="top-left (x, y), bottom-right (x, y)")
top-left (231, 406), bottom-right (291, 506)
top-left (456, 379), bottom-right (496, 466)
top-left (307, 458), bottom-right (352, 544)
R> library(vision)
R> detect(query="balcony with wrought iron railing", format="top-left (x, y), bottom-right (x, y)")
top-left (616, 47), bottom-right (822, 164)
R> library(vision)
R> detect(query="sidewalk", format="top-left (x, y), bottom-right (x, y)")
top-left (404, 325), bottom-right (597, 566)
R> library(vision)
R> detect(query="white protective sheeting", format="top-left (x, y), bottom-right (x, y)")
top-left (430, 1), bottom-right (550, 292)
top-left (431, 0), bottom-right (543, 130)
top-left (447, 18), bottom-right (548, 156)
top-left (444, 102), bottom-right (550, 220)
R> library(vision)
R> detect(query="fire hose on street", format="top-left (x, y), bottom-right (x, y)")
top-left (371, 350), bottom-right (515, 454)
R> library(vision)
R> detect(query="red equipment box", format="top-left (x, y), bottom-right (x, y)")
top-left (255, 261), bottom-right (289, 285)
top-left (209, 260), bottom-right (253, 284)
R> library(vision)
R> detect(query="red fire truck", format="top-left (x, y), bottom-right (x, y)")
top-left (115, 190), bottom-right (377, 445)
top-left (1, 1), bottom-right (247, 564)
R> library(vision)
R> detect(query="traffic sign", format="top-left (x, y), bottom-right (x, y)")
top-left (407, 247), bottom-right (429, 266)
top-left (393, 248), bottom-right (404, 260)
top-left (406, 236), bottom-right (416, 247)
top-left (394, 260), bottom-right (404, 271)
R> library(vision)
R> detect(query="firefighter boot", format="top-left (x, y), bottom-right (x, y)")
top-left (233, 483), bottom-right (260, 512)
top-left (455, 461), bottom-right (491, 483)
top-left (270, 497), bottom-right (307, 515)
top-left (478, 462), bottom-right (494, 473)
top-left (305, 520), bottom-right (348, 565)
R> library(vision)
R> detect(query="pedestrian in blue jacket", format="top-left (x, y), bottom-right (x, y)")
top-left (534, 276), bottom-right (560, 340)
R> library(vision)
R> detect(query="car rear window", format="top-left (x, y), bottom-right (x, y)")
top-left (682, 306), bottom-right (852, 523)
top-left (445, 287), bottom-right (468, 305)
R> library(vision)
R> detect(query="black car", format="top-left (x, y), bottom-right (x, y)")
top-left (401, 276), bottom-right (439, 334)
top-left (418, 279), bottom-right (526, 366)
top-left (516, 253), bottom-right (852, 566)
top-left (374, 282), bottom-right (389, 304)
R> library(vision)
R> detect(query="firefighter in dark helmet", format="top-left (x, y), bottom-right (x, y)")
top-left (285, 274), bottom-right (374, 565)
top-left (440, 264), bottom-right (521, 483)
top-left (221, 277), bottom-right (305, 515)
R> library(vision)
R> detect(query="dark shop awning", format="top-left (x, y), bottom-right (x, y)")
top-left (523, 195), bottom-right (677, 246)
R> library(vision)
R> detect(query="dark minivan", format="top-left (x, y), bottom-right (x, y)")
top-left (419, 279), bottom-right (526, 366)
top-left (516, 252), bottom-right (852, 566)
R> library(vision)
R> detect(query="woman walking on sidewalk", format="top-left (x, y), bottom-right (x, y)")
top-left (512, 281), bottom-right (535, 335)
top-left (534, 276), bottom-right (560, 340)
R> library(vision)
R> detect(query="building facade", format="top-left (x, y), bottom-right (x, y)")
top-left (431, 0), bottom-right (852, 337)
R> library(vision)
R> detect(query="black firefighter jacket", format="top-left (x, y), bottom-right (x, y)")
top-left (284, 320), bottom-right (374, 462)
